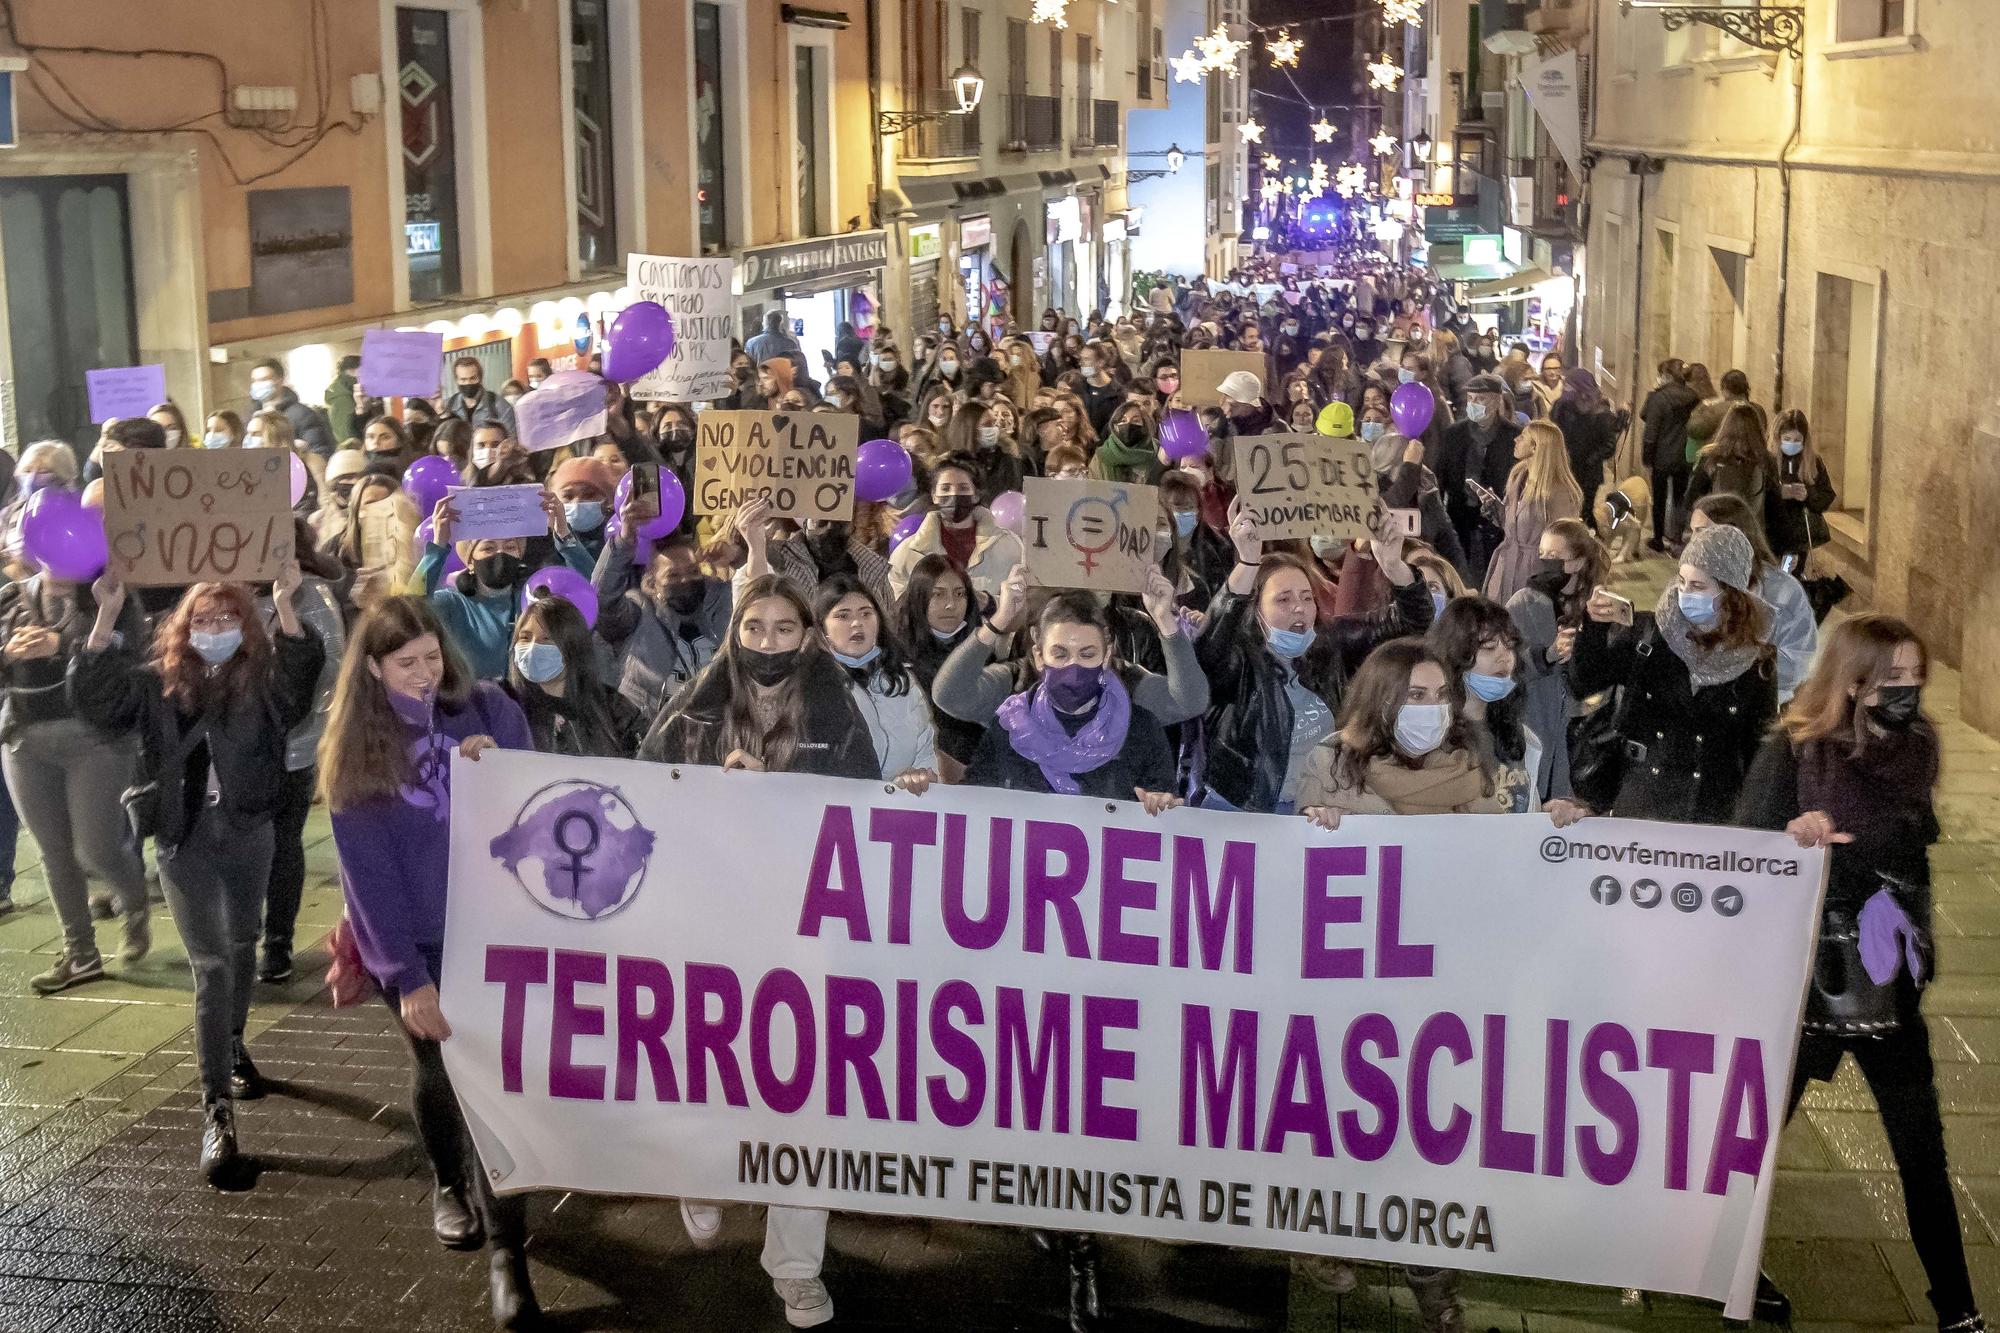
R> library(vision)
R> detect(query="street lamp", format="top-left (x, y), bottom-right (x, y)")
top-left (1412, 130), bottom-right (1433, 163)
top-left (876, 63), bottom-right (985, 134)
top-left (1127, 143), bottom-right (1186, 182)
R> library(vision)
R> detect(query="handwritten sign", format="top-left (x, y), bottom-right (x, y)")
top-left (515, 374), bottom-right (608, 452)
top-left (1021, 476), bottom-right (1159, 594)
top-left (1231, 432), bottom-right (1376, 543)
top-left (102, 448), bottom-right (295, 586)
top-left (1026, 331), bottom-right (1056, 357)
top-left (693, 410), bottom-right (859, 522)
top-left (1179, 349), bottom-right (1267, 407)
top-left (84, 365), bottom-right (168, 424)
top-left (444, 484), bottom-right (549, 542)
top-left (625, 254), bottom-right (736, 403)
top-left (358, 328), bottom-right (445, 398)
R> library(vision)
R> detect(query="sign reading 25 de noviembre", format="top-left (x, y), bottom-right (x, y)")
top-left (439, 752), bottom-right (1825, 1321)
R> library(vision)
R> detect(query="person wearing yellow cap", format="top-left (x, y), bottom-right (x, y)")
top-left (1315, 401), bottom-right (1355, 439)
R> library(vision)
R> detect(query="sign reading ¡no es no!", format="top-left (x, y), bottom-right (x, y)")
top-left (693, 410), bottom-right (859, 523)
top-left (101, 448), bottom-right (296, 586)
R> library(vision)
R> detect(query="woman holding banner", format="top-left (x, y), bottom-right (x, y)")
top-left (1737, 616), bottom-right (1985, 1333)
top-left (319, 596), bottom-right (541, 1329)
top-left (637, 574), bottom-right (871, 1329)
top-left (503, 596), bottom-right (643, 758)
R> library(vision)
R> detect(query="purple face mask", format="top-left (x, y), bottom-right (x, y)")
top-left (1041, 663), bottom-right (1105, 713)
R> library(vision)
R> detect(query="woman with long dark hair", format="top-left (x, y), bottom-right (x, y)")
top-left (638, 575), bottom-right (870, 1329)
top-left (896, 553), bottom-right (984, 779)
top-left (813, 574), bottom-right (938, 785)
top-left (1505, 517), bottom-right (1607, 800)
top-left (504, 595), bottom-right (643, 757)
top-left (73, 566), bottom-right (323, 1183)
top-left (1765, 407), bottom-right (1836, 565)
top-left (1548, 368), bottom-right (1623, 528)
top-left (1684, 402), bottom-right (1773, 531)
top-left (1736, 617), bottom-right (1985, 1333)
top-left (320, 597), bottom-right (538, 1327)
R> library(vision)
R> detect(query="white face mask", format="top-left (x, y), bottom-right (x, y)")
top-left (162, 428), bottom-right (184, 447)
top-left (1465, 402), bottom-right (1489, 424)
top-left (202, 431), bottom-right (231, 449)
top-left (1395, 702), bottom-right (1452, 756)
top-left (473, 446), bottom-right (499, 470)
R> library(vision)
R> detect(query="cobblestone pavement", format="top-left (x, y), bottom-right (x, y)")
top-left (0, 567), bottom-right (1989, 1330)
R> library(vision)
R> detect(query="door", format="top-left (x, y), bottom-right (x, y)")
top-left (0, 174), bottom-right (139, 454)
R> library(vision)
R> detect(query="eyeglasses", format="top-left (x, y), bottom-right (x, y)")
top-left (190, 613), bottom-right (242, 634)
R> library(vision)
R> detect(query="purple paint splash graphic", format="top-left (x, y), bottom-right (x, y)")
top-left (490, 783), bottom-right (655, 918)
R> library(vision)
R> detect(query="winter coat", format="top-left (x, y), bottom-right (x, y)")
top-left (1505, 585), bottom-right (1576, 800)
top-left (887, 508), bottom-right (1025, 604)
top-left (1433, 416), bottom-right (1519, 560)
top-left (1639, 381), bottom-right (1701, 471)
top-left (1549, 400), bottom-right (1622, 492)
top-left (1482, 470), bottom-right (1580, 604)
top-left (964, 694), bottom-right (1178, 798)
top-left (638, 651), bottom-right (877, 779)
top-left (1766, 453), bottom-right (1836, 560)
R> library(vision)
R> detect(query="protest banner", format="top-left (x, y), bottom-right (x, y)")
top-left (1179, 350), bottom-right (1268, 406)
top-left (445, 484), bottom-right (549, 542)
top-left (101, 447), bottom-right (295, 585)
top-left (442, 754), bottom-right (1825, 1320)
top-left (693, 410), bottom-right (859, 522)
top-left (1020, 477), bottom-right (1159, 594)
top-left (1232, 433), bottom-right (1377, 543)
top-left (359, 328), bottom-right (445, 398)
top-left (626, 254), bottom-right (736, 403)
top-left (84, 364), bottom-right (167, 423)
top-left (515, 375), bottom-right (609, 453)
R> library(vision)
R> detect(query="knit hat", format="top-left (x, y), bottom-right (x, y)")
top-left (1680, 523), bottom-right (1755, 592)
top-left (1465, 373), bottom-right (1507, 397)
top-left (1315, 401), bottom-right (1355, 438)
top-left (1217, 369), bottom-right (1264, 404)
top-left (550, 456), bottom-right (616, 499)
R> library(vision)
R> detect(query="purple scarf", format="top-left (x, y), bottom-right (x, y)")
top-left (996, 669), bottom-right (1132, 795)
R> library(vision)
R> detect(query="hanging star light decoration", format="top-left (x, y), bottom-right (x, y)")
top-left (1310, 159), bottom-right (1331, 193)
top-left (1267, 28), bottom-right (1301, 68)
top-left (1259, 152), bottom-right (1280, 172)
top-left (1370, 130), bottom-right (1399, 157)
top-left (1366, 54), bottom-right (1404, 90)
top-left (1195, 24), bottom-right (1249, 74)
top-left (1382, 0), bottom-right (1424, 25)
top-left (1311, 117), bottom-right (1336, 143)
top-left (1336, 162), bottom-right (1369, 197)
top-left (1238, 119), bottom-right (1264, 144)
top-left (1169, 49), bottom-right (1205, 83)
top-left (1030, 0), bottom-right (1070, 26)
top-left (1260, 178), bottom-right (1282, 204)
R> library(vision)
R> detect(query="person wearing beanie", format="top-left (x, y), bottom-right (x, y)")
top-left (549, 455), bottom-right (618, 564)
top-left (1565, 522), bottom-right (1777, 824)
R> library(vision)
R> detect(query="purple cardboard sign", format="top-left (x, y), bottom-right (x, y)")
top-left (84, 365), bottom-right (168, 424)
top-left (514, 371), bottom-right (609, 452)
top-left (358, 328), bottom-right (446, 398)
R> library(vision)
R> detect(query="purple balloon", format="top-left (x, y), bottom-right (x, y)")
top-left (1390, 381), bottom-right (1436, 438)
top-left (523, 563), bottom-right (599, 630)
top-left (887, 511), bottom-right (924, 552)
top-left (289, 452), bottom-right (309, 506)
top-left (602, 301), bottom-right (676, 383)
top-left (403, 454), bottom-right (459, 519)
top-left (854, 438), bottom-right (914, 503)
top-left (612, 466), bottom-right (686, 540)
top-left (413, 516), bottom-right (466, 577)
top-left (20, 489), bottom-right (106, 582)
top-left (989, 490), bottom-right (1026, 532)
top-left (1159, 408), bottom-right (1208, 462)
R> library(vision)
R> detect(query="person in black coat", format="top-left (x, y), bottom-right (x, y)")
top-left (1194, 507), bottom-right (1433, 814)
top-left (1564, 525), bottom-right (1775, 823)
top-left (1766, 408), bottom-right (1837, 566)
top-left (1734, 615), bottom-right (1982, 1333)
top-left (1548, 369), bottom-right (1627, 532)
top-left (1430, 374), bottom-right (1518, 582)
top-left (503, 595), bottom-right (645, 757)
top-left (1638, 358), bottom-right (1701, 551)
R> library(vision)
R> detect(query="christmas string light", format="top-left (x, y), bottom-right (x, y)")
top-left (1267, 28), bottom-right (1301, 68)
top-left (1366, 54), bottom-right (1404, 90)
top-left (1238, 119), bottom-right (1264, 144)
top-left (1370, 130), bottom-right (1399, 156)
top-left (1169, 50), bottom-right (1205, 83)
top-left (1382, 0), bottom-right (1424, 26)
top-left (1195, 24), bottom-right (1249, 73)
top-left (1031, 0), bottom-right (1069, 27)
top-left (1259, 152), bottom-right (1280, 172)
top-left (1311, 117), bottom-right (1335, 143)
top-left (1336, 162), bottom-right (1369, 196)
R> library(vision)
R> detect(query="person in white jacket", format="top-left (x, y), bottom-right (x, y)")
top-left (812, 575), bottom-right (940, 786)
top-left (886, 456), bottom-right (1025, 605)
top-left (1690, 494), bottom-right (1818, 704)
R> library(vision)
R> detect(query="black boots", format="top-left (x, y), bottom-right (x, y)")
top-left (433, 1180), bottom-right (484, 1249)
top-left (229, 1040), bottom-right (266, 1102)
top-left (200, 1102), bottom-right (241, 1189)
top-left (1065, 1233), bottom-right (1102, 1332)
top-left (489, 1247), bottom-right (541, 1329)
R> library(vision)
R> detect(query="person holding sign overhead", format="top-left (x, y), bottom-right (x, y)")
top-left (71, 562), bottom-right (325, 1187)
top-left (419, 490), bottom-right (595, 680)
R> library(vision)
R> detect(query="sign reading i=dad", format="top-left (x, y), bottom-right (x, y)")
top-left (1022, 477), bottom-right (1160, 594)
top-left (692, 410), bottom-right (860, 523)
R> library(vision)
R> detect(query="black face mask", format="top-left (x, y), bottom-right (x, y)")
top-left (459, 382), bottom-right (483, 402)
top-left (663, 426), bottom-right (694, 447)
top-left (1527, 561), bottom-right (1569, 599)
top-left (1113, 423), bottom-right (1149, 447)
top-left (740, 646), bottom-right (800, 687)
top-left (937, 495), bottom-right (975, 524)
top-left (1868, 684), bottom-right (1922, 731)
top-left (473, 553), bottom-right (524, 589)
top-left (662, 583), bottom-right (705, 615)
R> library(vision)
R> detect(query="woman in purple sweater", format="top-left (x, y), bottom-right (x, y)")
top-left (319, 596), bottom-right (540, 1330)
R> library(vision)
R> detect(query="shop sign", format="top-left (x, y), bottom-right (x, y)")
top-left (958, 215), bottom-right (992, 250)
top-left (738, 230), bottom-right (888, 292)
top-left (909, 224), bottom-right (942, 263)
top-left (1423, 204), bottom-right (1482, 241)
top-left (1463, 234), bottom-right (1504, 267)
top-left (1503, 226), bottom-right (1527, 267)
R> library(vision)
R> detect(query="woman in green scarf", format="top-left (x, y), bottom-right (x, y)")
top-left (1090, 399), bottom-right (1166, 485)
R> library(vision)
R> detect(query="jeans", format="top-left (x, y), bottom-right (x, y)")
top-left (264, 765), bottom-right (315, 955)
top-left (159, 812), bottom-right (274, 1107)
top-left (1786, 1018), bottom-right (1976, 1318)
top-left (384, 949), bottom-right (526, 1255)
top-left (3, 718), bottom-right (148, 956)
top-left (0, 756), bottom-right (19, 893)
top-left (1650, 461), bottom-right (1690, 544)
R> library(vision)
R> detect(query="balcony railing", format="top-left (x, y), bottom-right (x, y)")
top-left (1000, 94), bottom-right (1062, 153)
top-left (894, 92), bottom-right (982, 161)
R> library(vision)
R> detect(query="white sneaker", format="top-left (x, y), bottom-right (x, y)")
top-left (679, 1199), bottom-right (722, 1250)
top-left (774, 1276), bottom-right (834, 1328)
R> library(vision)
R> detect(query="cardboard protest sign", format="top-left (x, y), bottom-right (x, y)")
top-left (358, 328), bottom-right (445, 398)
top-left (445, 485), bottom-right (549, 542)
top-left (84, 365), bottom-right (167, 423)
top-left (692, 410), bottom-right (859, 522)
top-left (1179, 349), bottom-right (1268, 407)
top-left (1232, 432), bottom-right (1376, 543)
top-left (101, 448), bottom-right (296, 586)
top-left (625, 254), bottom-right (736, 403)
top-left (1026, 331), bottom-right (1056, 357)
top-left (515, 374), bottom-right (609, 452)
top-left (1021, 476), bottom-right (1159, 594)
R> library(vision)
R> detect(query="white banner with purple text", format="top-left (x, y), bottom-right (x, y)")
top-left (439, 752), bottom-right (1826, 1318)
